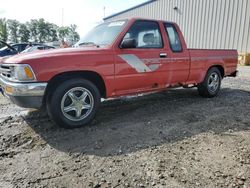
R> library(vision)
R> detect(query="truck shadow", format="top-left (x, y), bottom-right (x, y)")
top-left (24, 88), bottom-right (250, 157)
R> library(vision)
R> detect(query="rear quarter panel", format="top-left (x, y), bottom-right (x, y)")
top-left (188, 49), bottom-right (238, 84)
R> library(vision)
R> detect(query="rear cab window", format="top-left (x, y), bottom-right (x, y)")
top-left (164, 23), bottom-right (182, 52)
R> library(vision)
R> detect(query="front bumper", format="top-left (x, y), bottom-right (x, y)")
top-left (0, 76), bottom-right (47, 109)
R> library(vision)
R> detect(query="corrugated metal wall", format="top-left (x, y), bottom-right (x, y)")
top-left (105, 0), bottom-right (250, 53)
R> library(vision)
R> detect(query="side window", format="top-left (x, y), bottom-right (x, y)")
top-left (11, 45), bottom-right (19, 52)
top-left (37, 46), bottom-right (44, 50)
top-left (20, 44), bottom-right (27, 52)
top-left (165, 23), bottom-right (182, 52)
top-left (122, 20), bottom-right (163, 48)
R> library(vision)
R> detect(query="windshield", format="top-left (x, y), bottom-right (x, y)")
top-left (0, 44), bottom-right (18, 51)
top-left (75, 20), bottom-right (127, 46)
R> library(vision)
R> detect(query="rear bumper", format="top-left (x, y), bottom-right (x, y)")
top-left (0, 76), bottom-right (47, 108)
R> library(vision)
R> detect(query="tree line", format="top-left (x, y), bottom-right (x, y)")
top-left (0, 18), bottom-right (80, 47)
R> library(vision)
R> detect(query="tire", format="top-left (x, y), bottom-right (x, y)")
top-left (47, 78), bottom-right (100, 128)
top-left (198, 67), bottom-right (222, 98)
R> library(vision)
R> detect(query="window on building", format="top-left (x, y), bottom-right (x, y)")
top-left (122, 20), bottom-right (163, 48)
top-left (165, 23), bottom-right (182, 52)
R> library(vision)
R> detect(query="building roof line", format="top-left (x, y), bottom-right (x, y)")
top-left (103, 0), bottom-right (157, 21)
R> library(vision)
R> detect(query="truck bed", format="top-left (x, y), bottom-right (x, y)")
top-left (189, 49), bottom-right (237, 74)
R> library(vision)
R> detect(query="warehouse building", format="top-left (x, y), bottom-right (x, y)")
top-left (104, 0), bottom-right (250, 64)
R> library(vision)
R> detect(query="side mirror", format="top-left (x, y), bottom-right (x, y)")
top-left (121, 38), bottom-right (137, 48)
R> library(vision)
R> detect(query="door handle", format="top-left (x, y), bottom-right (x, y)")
top-left (160, 53), bottom-right (167, 58)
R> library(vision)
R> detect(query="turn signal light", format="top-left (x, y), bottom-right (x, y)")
top-left (24, 66), bottom-right (34, 79)
top-left (5, 86), bottom-right (13, 94)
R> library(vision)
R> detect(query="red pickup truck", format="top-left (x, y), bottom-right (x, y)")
top-left (0, 18), bottom-right (238, 128)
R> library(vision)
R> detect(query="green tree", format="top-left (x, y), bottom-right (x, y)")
top-left (7, 19), bottom-right (20, 43)
top-left (68, 24), bottom-right (80, 42)
top-left (0, 18), bottom-right (8, 46)
top-left (1, 18), bottom-right (80, 45)
top-left (33, 19), bottom-right (59, 43)
top-left (27, 19), bottom-right (39, 42)
top-left (57, 25), bottom-right (80, 44)
top-left (18, 23), bottom-right (30, 42)
top-left (45, 23), bottom-right (58, 42)
top-left (57, 26), bottom-right (70, 41)
top-left (36, 18), bottom-right (47, 43)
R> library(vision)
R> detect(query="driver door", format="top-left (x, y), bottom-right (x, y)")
top-left (114, 20), bottom-right (168, 96)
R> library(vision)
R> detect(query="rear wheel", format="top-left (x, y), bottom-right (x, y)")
top-left (198, 67), bottom-right (222, 98)
top-left (47, 78), bottom-right (100, 128)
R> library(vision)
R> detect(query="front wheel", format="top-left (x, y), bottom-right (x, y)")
top-left (198, 67), bottom-right (222, 98)
top-left (47, 78), bottom-right (100, 128)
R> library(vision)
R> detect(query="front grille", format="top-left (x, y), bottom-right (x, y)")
top-left (0, 65), bottom-right (12, 79)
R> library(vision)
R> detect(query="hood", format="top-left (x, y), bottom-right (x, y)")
top-left (0, 55), bottom-right (12, 64)
top-left (4, 46), bottom-right (112, 64)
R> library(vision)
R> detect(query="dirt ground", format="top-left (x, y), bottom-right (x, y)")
top-left (0, 66), bottom-right (250, 188)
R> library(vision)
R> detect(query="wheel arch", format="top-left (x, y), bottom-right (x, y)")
top-left (44, 71), bottom-right (107, 104)
top-left (211, 65), bottom-right (225, 78)
top-left (204, 64), bottom-right (225, 80)
top-left (198, 64), bottom-right (225, 85)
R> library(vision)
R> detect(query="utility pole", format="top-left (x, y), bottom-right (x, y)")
top-left (103, 6), bottom-right (106, 18)
top-left (61, 8), bottom-right (64, 26)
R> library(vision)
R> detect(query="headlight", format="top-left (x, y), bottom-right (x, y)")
top-left (13, 65), bottom-right (36, 81)
top-left (0, 64), bottom-right (36, 82)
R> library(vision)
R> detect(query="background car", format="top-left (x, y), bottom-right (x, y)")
top-left (0, 41), bottom-right (49, 57)
top-left (21, 45), bottom-right (55, 53)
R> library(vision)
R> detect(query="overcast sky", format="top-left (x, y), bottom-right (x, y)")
top-left (0, 0), bottom-right (147, 37)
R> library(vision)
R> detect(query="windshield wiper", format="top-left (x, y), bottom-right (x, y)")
top-left (78, 42), bottom-right (99, 47)
top-left (0, 39), bottom-right (18, 52)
